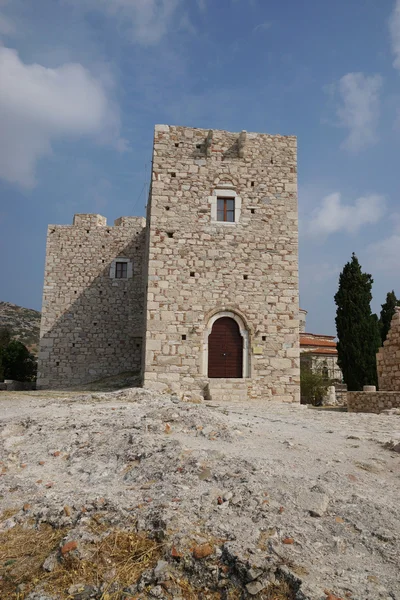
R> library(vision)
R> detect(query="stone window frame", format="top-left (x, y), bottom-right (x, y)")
top-left (109, 257), bottom-right (133, 279)
top-left (209, 188), bottom-right (242, 225)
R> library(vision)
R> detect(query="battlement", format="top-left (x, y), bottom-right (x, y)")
top-left (71, 214), bottom-right (146, 229)
top-left (153, 124), bottom-right (297, 166)
top-left (73, 214), bottom-right (107, 227)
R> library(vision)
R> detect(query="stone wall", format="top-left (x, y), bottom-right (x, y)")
top-left (37, 214), bottom-right (146, 388)
top-left (143, 125), bottom-right (300, 402)
top-left (377, 308), bottom-right (400, 391)
top-left (348, 391), bottom-right (400, 413)
top-left (2, 380), bottom-right (36, 391)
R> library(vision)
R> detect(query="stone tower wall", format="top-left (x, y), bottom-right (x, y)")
top-left (377, 307), bottom-right (400, 391)
top-left (37, 214), bottom-right (146, 388)
top-left (143, 125), bottom-right (299, 402)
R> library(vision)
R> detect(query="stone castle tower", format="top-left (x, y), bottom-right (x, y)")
top-left (38, 125), bottom-right (300, 402)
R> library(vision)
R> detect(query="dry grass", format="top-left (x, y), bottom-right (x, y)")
top-left (259, 580), bottom-right (296, 599)
top-left (0, 516), bottom-right (295, 599)
top-left (0, 520), bottom-right (163, 599)
top-left (173, 577), bottom-right (241, 599)
top-left (0, 508), bottom-right (20, 521)
top-left (0, 522), bottom-right (67, 598)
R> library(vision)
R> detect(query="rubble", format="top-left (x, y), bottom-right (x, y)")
top-left (0, 387), bottom-right (399, 599)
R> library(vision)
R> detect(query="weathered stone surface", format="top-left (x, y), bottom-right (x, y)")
top-left (246, 580), bottom-right (268, 595)
top-left (37, 215), bottom-right (146, 388)
top-left (193, 543), bottom-right (214, 559)
top-left (378, 308), bottom-right (400, 391)
top-left (143, 125), bottom-right (299, 402)
top-left (38, 125), bottom-right (300, 403)
top-left (304, 491), bottom-right (330, 517)
top-left (348, 391), bottom-right (400, 413)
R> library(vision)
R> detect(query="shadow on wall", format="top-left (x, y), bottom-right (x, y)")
top-left (38, 228), bottom-right (146, 390)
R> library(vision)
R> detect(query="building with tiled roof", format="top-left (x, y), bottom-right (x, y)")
top-left (299, 309), bottom-right (343, 382)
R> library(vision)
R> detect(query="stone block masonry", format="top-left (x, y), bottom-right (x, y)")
top-left (347, 308), bottom-right (400, 413)
top-left (143, 125), bottom-right (300, 402)
top-left (37, 214), bottom-right (146, 388)
top-left (347, 391), bottom-right (400, 413)
top-left (38, 124), bottom-right (300, 401)
top-left (377, 307), bottom-right (400, 391)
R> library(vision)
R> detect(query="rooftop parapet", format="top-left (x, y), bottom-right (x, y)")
top-left (73, 214), bottom-right (107, 227)
top-left (114, 216), bottom-right (146, 228)
top-left (71, 214), bottom-right (146, 229)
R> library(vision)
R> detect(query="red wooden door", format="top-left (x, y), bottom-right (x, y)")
top-left (208, 317), bottom-right (243, 378)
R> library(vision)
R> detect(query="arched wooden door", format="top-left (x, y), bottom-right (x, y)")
top-left (208, 317), bottom-right (243, 378)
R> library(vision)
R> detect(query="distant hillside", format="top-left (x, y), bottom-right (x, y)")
top-left (0, 302), bottom-right (41, 355)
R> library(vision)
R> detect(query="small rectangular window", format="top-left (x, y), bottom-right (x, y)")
top-left (217, 197), bottom-right (235, 222)
top-left (115, 262), bottom-right (128, 279)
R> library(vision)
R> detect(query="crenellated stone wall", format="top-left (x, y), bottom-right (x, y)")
top-left (142, 125), bottom-right (300, 401)
top-left (37, 214), bottom-right (146, 388)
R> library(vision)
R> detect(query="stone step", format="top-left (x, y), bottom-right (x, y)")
top-left (207, 379), bottom-right (248, 401)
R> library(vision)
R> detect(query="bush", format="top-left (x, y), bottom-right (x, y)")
top-left (300, 361), bottom-right (331, 406)
top-left (0, 340), bottom-right (37, 382)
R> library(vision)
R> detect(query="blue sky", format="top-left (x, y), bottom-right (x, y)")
top-left (1, 0), bottom-right (400, 335)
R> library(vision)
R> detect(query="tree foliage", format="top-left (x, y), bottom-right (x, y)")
top-left (334, 253), bottom-right (381, 391)
top-left (0, 327), bottom-right (11, 350)
top-left (0, 340), bottom-right (37, 382)
top-left (379, 290), bottom-right (400, 345)
top-left (0, 327), bottom-right (12, 380)
top-left (300, 359), bottom-right (331, 406)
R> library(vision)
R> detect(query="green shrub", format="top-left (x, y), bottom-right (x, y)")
top-left (0, 340), bottom-right (37, 382)
top-left (300, 361), bottom-right (331, 406)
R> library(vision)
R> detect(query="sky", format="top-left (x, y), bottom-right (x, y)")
top-left (0, 0), bottom-right (400, 336)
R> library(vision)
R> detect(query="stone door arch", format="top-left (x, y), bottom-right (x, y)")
top-left (203, 311), bottom-right (249, 378)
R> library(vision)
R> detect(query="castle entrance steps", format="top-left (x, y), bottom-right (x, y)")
top-left (207, 378), bottom-right (248, 402)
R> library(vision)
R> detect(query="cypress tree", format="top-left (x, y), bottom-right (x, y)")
top-left (379, 290), bottom-right (400, 344)
top-left (334, 253), bottom-right (380, 390)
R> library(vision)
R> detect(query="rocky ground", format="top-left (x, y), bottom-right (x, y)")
top-left (0, 388), bottom-right (399, 600)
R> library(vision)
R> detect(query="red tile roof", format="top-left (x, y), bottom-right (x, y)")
top-left (302, 347), bottom-right (338, 356)
top-left (300, 336), bottom-right (337, 348)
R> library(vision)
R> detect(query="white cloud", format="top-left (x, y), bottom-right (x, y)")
top-left (389, 0), bottom-right (400, 70)
top-left (335, 72), bottom-right (383, 152)
top-left (0, 46), bottom-right (127, 188)
top-left (301, 261), bottom-right (340, 286)
top-left (67, 0), bottom-right (183, 45)
top-left (253, 22), bottom-right (272, 33)
top-left (389, 212), bottom-right (400, 232)
top-left (306, 192), bottom-right (386, 236)
top-left (367, 234), bottom-right (400, 272)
